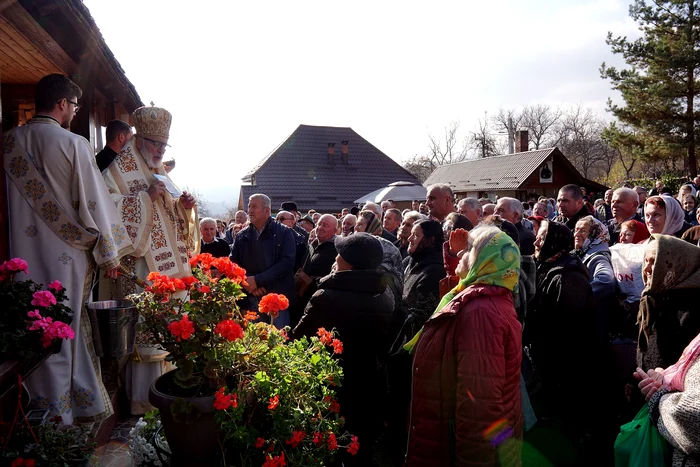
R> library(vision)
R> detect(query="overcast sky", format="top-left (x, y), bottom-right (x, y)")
top-left (84, 0), bottom-right (638, 212)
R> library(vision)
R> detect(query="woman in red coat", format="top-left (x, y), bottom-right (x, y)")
top-left (405, 225), bottom-right (523, 467)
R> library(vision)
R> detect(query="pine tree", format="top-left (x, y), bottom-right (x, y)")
top-left (601, 0), bottom-right (700, 177)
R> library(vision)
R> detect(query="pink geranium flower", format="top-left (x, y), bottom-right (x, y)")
top-left (48, 280), bottom-right (63, 291)
top-left (31, 290), bottom-right (57, 307)
top-left (27, 310), bottom-right (42, 319)
top-left (4, 258), bottom-right (29, 274)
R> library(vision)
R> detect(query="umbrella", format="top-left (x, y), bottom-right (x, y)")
top-left (353, 181), bottom-right (426, 204)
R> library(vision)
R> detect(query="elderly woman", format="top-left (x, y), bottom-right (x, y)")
top-left (402, 220), bottom-right (446, 328)
top-left (634, 330), bottom-right (700, 466)
top-left (405, 225), bottom-right (522, 466)
top-left (645, 194), bottom-right (692, 238)
top-left (619, 219), bottom-right (650, 244)
top-left (526, 220), bottom-right (598, 460)
top-left (636, 235), bottom-right (700, 372)
top-left (572, 216), bottom-right (616, 301)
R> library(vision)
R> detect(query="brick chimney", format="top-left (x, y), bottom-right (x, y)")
top-left (515, 130), bottom-right (528, 153)
top-left (327, 143), bottom-right (335, 165)
top-left (341, 140), bottom-right (349, 164)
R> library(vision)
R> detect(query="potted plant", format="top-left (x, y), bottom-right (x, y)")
top-left (0, 415), bottom-right (95, 466)
top-left (0, 257), bottom-right (76, 364)
top-left (132, 253), bottom-right (359, 466)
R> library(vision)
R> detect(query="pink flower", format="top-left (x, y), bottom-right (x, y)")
top-left (28, 316), bottom-right (53, 331)
top-left (27, 310), bottom-right (42, 319)
top-left (4, 258), bottom-right (29, 274)
top-left (48, 281), bottom-right (63, 291)
top-left (31, 290), bottom-right (57, 307)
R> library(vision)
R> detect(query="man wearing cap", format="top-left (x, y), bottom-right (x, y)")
top-left (292, 233), bottom-right (393, 466)
top-left (2, 74), bottom-right (134, 425)
top-left (103, 104), bottom-right (199, 414)
top-left (280, 201), bottom-right (309, 240)
top-left (299, 215), bottom-right (315, 233)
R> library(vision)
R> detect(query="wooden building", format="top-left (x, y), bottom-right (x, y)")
top-left (424, 147), bottom-right (608, 201)
top-left (239, 124), bottom-right (422, 212)
top-left (0, 0), bottom-right (143, 259)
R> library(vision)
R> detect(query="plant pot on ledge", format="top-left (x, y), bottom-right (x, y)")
top-left (148, 370), bottom-right (219, 467)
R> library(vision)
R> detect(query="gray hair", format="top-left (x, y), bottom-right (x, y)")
top-left (457, 197), bottom-right (482, 215)
top-left (498, 197), bottom-right (524, 222)
top-left (363, 202), bottom-right (382, 217)
top-left (199, 217), bottom-right (217, 227)
top-left (249, 193), bottom-right (271, 209)
top-left (342, 214), bottom-right (357, 223)
top-left (427, 183), bottom-right (454, 201)
top-left (613, 187), bottom-right (639, 205)
top-left (403, 210), bottom-right (426, 223)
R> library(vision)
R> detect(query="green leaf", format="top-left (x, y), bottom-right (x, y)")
top-left (311, 354), bottom-right (320, 365)
top-left (175, 359), bottom-right (194, 381)
top-left (171, 398), bottom-right (202, 424)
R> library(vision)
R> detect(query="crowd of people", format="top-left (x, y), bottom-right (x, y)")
top-left (6, 74), bottom-right (700, 466)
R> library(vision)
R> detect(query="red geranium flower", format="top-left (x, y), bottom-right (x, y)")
top-left (213, 387), bottom-right (238, 410)
top-left (268, 394), bottom-right (280, 410)
top-left (11, 459), bottom-right (36, 467)
top-left (312, 431), bottom-right (323, 445)
top-left (168, 314), bottom-right (194, 340)
top-left (258, 294), bottom-right (289, 318)
top-left (331, 339), bottom-right (343, 355)
top-left (214, 319), bottom-right (244, 342)
top-left (211, 257), bottom-right (248, 285)
top-left (262, 452), bottom-right (286, 467)
top-left (347, 435), bottom-right (360, 455)
top-left (326, 432), bottom-right (338, 451)
top-left (317, 328), bottom-right (332, 345)
top-left (285, 430), bottom-right (306, 448)
top-left (255, 437), bottom-right (266, 449)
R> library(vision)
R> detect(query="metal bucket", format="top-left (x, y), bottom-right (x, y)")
top-left (86, 300), bottom-right (138, 358)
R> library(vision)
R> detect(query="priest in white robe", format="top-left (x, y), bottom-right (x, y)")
top-left (102, 104), bottom-right (199, 414)
top-left (3, 74), bottom-right (134, 424)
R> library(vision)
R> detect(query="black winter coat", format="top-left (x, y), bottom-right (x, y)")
top-left (292, 269), bottom-right (393, 463)
top-left (402, 250), bottom-right (446, 328)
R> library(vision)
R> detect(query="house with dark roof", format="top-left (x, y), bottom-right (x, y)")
top-left (424, 147), bottom-right (608, 200)
top-left (239, 124), bottom-right (422, 212)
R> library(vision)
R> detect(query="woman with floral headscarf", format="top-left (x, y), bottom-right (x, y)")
top-left (405, 225), bottom-right (523, 466)
top-left (636, 234), bottom-right (700, 372)
top-left (526, 220), bottom-right (598, 460)
top-left (572, 215), bottom-right (616, 303)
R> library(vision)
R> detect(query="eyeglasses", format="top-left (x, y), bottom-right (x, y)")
top-left (64, 99), bottom-right (80, 112)
top-left (140, 136), bottom-right (171, 150)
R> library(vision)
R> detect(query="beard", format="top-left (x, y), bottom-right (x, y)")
top-left (138, 140), bottom-right (164, 169)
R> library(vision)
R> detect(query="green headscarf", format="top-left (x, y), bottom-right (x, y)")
top-left (404, 231), bottom-right (520, 352)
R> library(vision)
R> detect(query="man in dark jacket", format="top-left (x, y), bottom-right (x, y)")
top-left (495, 197), bottom-right (536, 255)
top-left (276, 210), bottom-right (308, 272)
top-left (199, 217), bottom-right (231, 258)
top-left (230, 193), bottom-right (295, 328)
top-left (607, 187), bottom-right (647, 245)
top-left (293, 233), bottom-right (392, 466)
top-left (554, 184), bottom-right (592, 231)
top-left (95, 119), bottom-right (132, 172)
top-left (280, 201), bottom-right (309, 241)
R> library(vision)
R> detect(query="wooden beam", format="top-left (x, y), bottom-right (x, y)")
top-left (0, 16), bottom-right (61, 74)
top-left (0, 0), bottom-right (76, 74)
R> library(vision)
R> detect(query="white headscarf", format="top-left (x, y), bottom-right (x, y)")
top-left (660, 194), bottom-right (685, 235)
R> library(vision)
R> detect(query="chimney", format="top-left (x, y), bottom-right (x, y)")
top-left (341, 140), bottom-right (349, 164)
top-left (327, 143), bottom-right (335, 165)
top-left (515, 130), bottom-right (528, 153)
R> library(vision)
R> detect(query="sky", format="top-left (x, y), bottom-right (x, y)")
top-left (84, 0), bottom-right (639, 214)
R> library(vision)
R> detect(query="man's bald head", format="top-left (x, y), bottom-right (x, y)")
top-left (276, 210), bottom-right (295, 229)
top-left (316, 214), bottom-right (338, 243)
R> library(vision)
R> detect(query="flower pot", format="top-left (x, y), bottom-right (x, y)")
top-left (148, 371), bottom-right (220, 466)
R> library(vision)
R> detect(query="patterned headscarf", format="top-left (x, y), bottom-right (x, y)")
top-left (405, 230), bottom-right (520, 352)
top-left (537, 220), bottom-right (572, 264)
top-left (574, 215), bottom-right (610, 257)
top-left (359, 210), bottom-right (382, 236)
top-left (637, 234), bottom-right (700, 349)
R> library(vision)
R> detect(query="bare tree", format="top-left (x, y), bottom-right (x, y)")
top-left (491, 107), bottom-right (524, 152)
top-left (402, 155), bottom-right (435, 183)
top-left (427, 121), bottom-right (469, 166)
top-left (556, 105), bottom-right (608, 179)
top-left (182, 186), bottom-right (212, 218)
top-left (522, 104), bottom-right (563, 149)
top-left (468, 116), bottom-right (500, 158)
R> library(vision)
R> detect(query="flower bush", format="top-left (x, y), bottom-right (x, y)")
top-left (0, 258), bottom-right (75, 360)
top-left (129, 411), bottom-right (169, 467)
top-left (131, 253), bottom-right (359, 465)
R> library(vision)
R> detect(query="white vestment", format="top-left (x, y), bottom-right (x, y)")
top-left (3, 116), bottom-right (134, 424)
top-left (102, 140), bottom-right (198, 414)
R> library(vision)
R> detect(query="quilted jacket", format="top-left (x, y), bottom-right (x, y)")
top-left (406, 284), bottom-right (523, 467)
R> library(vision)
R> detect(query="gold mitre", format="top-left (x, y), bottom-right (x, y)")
top-left (133, 102), bottom-right (172, 138)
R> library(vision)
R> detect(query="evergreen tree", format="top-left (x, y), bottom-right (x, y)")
top-left (601, 0), bottom-right (700, 177)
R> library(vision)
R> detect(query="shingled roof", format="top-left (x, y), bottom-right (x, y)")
top-left (240, 124), bottom-right (421, 212)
